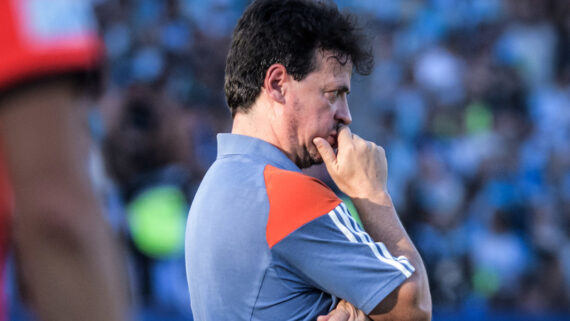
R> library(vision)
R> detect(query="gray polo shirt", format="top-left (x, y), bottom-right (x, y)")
top-left (185, 133), bottom-right (414, 320)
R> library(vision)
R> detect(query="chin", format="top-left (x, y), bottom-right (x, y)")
top-left (307, 152), bottom-right (324, 167)
top-left (295, 150), bottom-right (321, 169)
top-left (312, 154), bottom-right (324, 164)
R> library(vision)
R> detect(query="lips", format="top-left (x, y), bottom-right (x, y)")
top-left (327, 133), bottom-right (338, 149)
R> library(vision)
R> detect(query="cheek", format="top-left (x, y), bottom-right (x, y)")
top-left (316, 110), bottom-right (336, 131)
top-left (313, 114), bottom-right (333, 133)
top-left (299, 100), bottom-right (335, 138)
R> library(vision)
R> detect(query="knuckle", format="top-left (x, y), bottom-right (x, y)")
top-left (354, 136), bottom-right (366, 147)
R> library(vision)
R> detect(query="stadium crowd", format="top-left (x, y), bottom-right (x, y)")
top-left (10, 0), bottom-right (569, 320)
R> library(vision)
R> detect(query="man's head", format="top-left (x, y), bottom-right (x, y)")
top-left (225, 0), bottom-right (373, 116)
top-left (226, 0), bottom-right (373, 168)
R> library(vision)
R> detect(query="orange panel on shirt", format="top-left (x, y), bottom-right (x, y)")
top-left (264, 165), bottom-right (341, 248)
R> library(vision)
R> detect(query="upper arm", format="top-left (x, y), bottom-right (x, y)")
top-left (271, 203), bottom-right (415, 314)
top-left (0, 0), bottom-right (101, 198)
top-left (264, 165), bottom-right (415, 314)
top-left (0, 79), bottom-right (93, 225)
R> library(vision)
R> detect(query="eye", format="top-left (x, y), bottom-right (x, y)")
top-left (325, 90), bottom-right (341, 102)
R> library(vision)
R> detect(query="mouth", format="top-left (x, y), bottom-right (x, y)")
top-left (327, 132), bottom-right (338, 149)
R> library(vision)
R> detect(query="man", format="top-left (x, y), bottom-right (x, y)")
top-left (185, 0), bottom-right (431, 320)
top-left (0, 1), bottom-right (128, 320)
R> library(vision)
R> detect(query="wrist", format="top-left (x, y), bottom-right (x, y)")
top-left (353, 190), bottom-right (392, 207)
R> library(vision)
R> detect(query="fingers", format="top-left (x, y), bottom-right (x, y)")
top-left (338, 125), bottom-right (367, 151)
top-left (336, 125), bottom-right (352, 146)
top-left (313, 137), bottom-right (336, 165)
top-left (317, 299), bottom-right (357, 321)
top-left (317, 309), bottom-right (350, 321)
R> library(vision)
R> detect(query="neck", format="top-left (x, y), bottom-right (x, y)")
top-left (231, 101), bottom-right (296, 163)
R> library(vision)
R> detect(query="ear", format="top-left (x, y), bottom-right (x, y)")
top-left (263, 64), bottom-right (288, 105)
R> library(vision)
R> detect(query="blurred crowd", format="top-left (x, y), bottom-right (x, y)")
top-left (338, 0), bottom-right (570, 314)
top-left (24, 0), bottom-right (566, 319)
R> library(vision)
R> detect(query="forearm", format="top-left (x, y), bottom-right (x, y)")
top-left (12, 187), bottom-right (128, 321)
top-left (0, 80), bottom-right (129, 321)
top-left (352, 193), bottom-right (431, 320)
top-left (313, 127), bottom-right (431, 320)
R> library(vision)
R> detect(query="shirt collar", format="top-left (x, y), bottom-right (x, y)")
top-left (216, 133), bottom-right (301, 172)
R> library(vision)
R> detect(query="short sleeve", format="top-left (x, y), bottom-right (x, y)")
top-left (263, 165), bottom-right (415, 314)
top-left (0, 0), bottom-right (102, 90)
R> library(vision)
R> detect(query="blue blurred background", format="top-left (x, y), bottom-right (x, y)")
top-left (8, 0), bottom-right (570, 320)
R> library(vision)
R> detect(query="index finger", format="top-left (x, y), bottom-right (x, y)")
top-left (337, 125), bottom-right (353, 146)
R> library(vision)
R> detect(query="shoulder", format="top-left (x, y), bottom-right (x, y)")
top-left (0, 0), bottom-right (101, 90)
top-left (263, 165), bottom-right (341, 248)
top-left (263, 165), bottom-right (338, 202)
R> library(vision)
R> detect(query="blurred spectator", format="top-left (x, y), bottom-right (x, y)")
top-left (101, 86), bottom-right (195, 318)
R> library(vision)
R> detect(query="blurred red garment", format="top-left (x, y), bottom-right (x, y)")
top-left (0, 0), bottom-right (102, 89)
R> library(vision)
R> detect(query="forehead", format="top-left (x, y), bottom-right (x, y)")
top-left (311, 50), bottom-right (353, 80)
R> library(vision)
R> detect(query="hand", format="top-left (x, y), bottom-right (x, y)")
top-left (313, 126), bottom-right (387, 201)
top-left (317, 300), bottom-right (371, 321)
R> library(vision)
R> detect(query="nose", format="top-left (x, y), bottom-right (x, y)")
top-left (335, 100), bottom-right (352, 126)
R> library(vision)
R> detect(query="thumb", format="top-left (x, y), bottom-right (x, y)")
top-left (316, 316), bottom-right (330, 321)
top-left (313, 137), bottom-right (336, 166)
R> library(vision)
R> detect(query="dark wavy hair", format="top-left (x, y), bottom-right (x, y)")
top-left (224, 0), bottom-right (374, 116)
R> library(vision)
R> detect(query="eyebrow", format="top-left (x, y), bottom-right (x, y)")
top-left (325, 85), bottom-right (350, 94)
